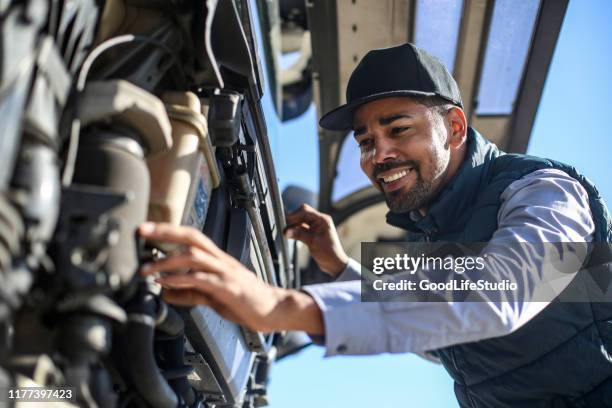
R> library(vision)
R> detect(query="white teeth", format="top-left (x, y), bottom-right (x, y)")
top-left (382, 169), bottom-right (410, 183)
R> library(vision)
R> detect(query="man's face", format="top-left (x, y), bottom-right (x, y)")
top-left (352, 97), bottom-right (452, 213)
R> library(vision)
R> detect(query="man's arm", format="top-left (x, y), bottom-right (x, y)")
top-left (300, 168), bottom-right (595, 356)
top-left (137, 222), bottom-right (323, 334)
top-left (139, 168), bottom-right (594, 356)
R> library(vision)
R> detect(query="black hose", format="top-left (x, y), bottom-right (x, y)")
top-left (155, 304), bottom-right (196, 406)
top-left (115, 285), bottom-right (178, 408)
top-left (155, 302), bottom-right (184, 338)
top-left (118, 318), bottom-right (179, 408)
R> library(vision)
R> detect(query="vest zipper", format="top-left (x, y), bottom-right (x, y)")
top-left (424, 230), bottom-right (436, 242)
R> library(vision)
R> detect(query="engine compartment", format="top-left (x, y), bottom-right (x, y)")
top-left (0, 1), bottom-right (296, 406)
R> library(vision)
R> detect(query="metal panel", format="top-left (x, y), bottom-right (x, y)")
top-left (185, 307), bottom-right (255, 404)
top-left (336, 0), bottom-right (412, 104)
top-left (470, 115), bottom-right (511, 146)
top-left (506, 0), bottom-right (569, 153)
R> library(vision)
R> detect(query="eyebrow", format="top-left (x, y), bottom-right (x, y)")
top-left (380, 113), bottom-right (414, 125)
top-left (353, 113), bottom-right (415, 136)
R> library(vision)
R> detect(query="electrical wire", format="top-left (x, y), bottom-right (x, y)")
top-left (205, 0), bottom-right (225, 89)
top-left (61, 34), bottom-right (184, 185)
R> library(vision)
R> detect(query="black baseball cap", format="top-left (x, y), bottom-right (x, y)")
top-left (319, 43), bottom-right (463, 131)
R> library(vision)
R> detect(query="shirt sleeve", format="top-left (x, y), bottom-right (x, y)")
top-left (301, 168), bottom-right (595, 357)
top-left (334, 258), bottom-right (362, 282)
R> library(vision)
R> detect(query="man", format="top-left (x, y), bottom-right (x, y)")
top-left (139, 44), bottom-right (612, 406)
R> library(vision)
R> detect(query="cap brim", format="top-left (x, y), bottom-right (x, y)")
top-left (318, 90), bottom-right (438, 131)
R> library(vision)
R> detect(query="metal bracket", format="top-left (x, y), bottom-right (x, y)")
top-left (184, 352), bottom-right (226, 404)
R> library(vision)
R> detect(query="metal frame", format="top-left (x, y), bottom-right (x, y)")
top-left (305, 0), bottom-right (343, 213)
top-left (506, 0), bottom-right (569, 153)
top-left (453, 0), bottom-right (494, 121)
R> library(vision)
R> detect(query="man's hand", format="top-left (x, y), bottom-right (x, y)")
top-left (138, 222), bottom-right (323, 335)
top-left (285, 204), bottom-right (349, 278)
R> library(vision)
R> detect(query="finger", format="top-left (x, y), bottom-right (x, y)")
top-left (140, 250), bottom-right (225, 277)
top-left (160, 276), bottom-right (240, 321)
top-left (156, 276), bottom-right (196, 290)
top-left (286, 210), bottom-right (319, 225)
top-left (164, 286), bottom-right (250, 329)
top-left (138, 222), bottom-right (223, 257)
top-left (161, 272), bottom-right (260, 312)
top-left (284, 224), bottom-right (315, 245)
top-left (284, 221), bottom-right (310, 233)
top-left (156, 272), bottom-right (223, 295)
top-left (162, 288), bottom-right (211, 307)
top-left (286, 204), bottom-right (324, 225)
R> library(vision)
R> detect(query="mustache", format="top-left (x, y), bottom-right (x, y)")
top-left (373, 160), bottom-right (418, 179)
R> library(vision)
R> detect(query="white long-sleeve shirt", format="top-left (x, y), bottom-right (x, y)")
top-left (301, 169), bottom-right (595, 358)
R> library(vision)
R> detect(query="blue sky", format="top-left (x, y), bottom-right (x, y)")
top-left (267, 1), bottom-right (612, 406)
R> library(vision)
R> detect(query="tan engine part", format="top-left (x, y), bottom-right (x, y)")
top-left (147, 92), bottom-right (219, 227)
top-left (78, 80), bottom-right (173, 157)
top-left (96, 0), bottom-right (168, 44)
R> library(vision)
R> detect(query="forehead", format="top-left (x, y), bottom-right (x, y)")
top-left (352, 96), bottom-right (428, 128)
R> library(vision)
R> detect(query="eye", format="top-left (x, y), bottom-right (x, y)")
top-left (391, 126), bottom-right (411, 134)
top-left (357, 138), bottom-right (373, 148)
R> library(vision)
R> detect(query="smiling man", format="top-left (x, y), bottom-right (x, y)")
top-left (352, 96), bottom-right (464, 214)
top-left (140, 44), bottom-right (612, 407)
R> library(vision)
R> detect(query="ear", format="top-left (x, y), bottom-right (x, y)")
top-left (446, 107), bottom-right (467, 148)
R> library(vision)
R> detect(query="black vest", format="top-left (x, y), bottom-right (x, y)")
top-left (387, 129), bottom-right (612, 407)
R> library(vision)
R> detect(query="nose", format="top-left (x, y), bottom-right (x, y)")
top-left (371, 136), bottom-right (397, 165)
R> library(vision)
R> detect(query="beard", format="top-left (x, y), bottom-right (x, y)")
top-left (383, 168), bottom-right (436, 213)
top-left (376, 145), bottom-right (449, 214)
